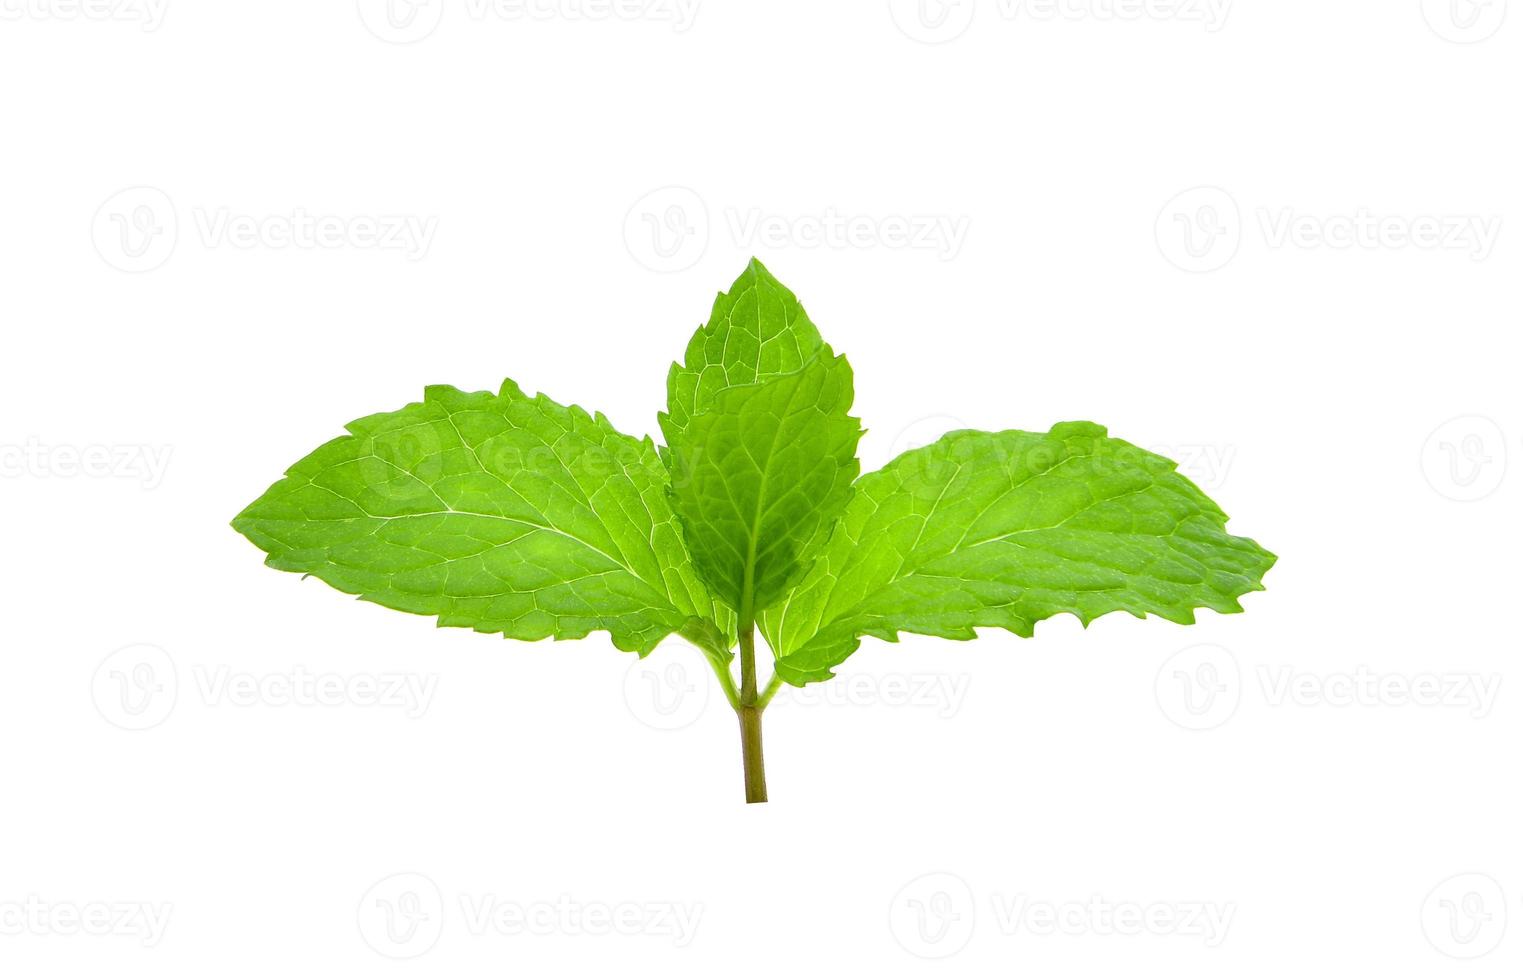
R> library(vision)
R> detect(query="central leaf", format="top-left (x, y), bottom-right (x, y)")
top-left (662, 257), bottom-right (828, 433)
top-left (660, 260), bottom-right (862, 620)
top-left (666, 352), bottom-right (861, 617)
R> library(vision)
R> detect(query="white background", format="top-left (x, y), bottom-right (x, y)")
top-left (2, 0), bottom-right (1519, 976)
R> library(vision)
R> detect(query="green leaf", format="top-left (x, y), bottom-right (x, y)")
top-left (660, 258), bottom-right (863, 619)
top-left (760, 422), bottom-right (1276, 684)
top-left (662, 257), bottom-right (826, 439)
top-left (232, 381), bottom-right (730, 655)
top-left (664, 352), bottom-right (862, 618)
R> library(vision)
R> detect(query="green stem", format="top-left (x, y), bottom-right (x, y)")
top-left (688, 617), bottom-right (773, 803)
top-left (736, 623), bottom-right (767, 803)
top-left (738, 704), bottom-right (767, 804)
top-left (756, 671), bottom-right (784, 710)
top-left (682, 621), bottom-right (740, 710)
top-left (738, 622), bottom-right (759, 704)
top-left (706, 650), bottom-right (740, 710)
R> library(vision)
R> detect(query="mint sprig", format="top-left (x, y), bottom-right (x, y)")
top-left (233, 258), bottom-right (1275, 803)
